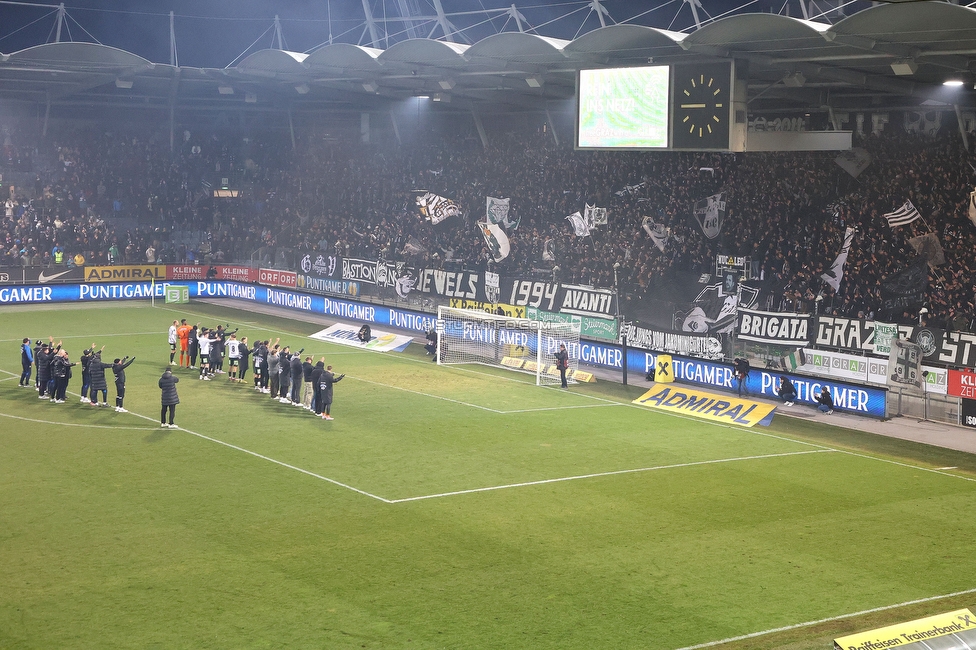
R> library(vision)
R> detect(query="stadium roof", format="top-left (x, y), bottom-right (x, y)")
top-left (0, 1), bottom-right (973, 120)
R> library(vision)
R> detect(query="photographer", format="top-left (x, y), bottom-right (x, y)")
top-left (733, 357), bottom-right (750, 397)
top-left (357, 324), bottom-right (372, 345)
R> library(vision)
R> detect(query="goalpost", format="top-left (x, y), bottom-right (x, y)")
top-left (436, 305), bottom-right (581, 386)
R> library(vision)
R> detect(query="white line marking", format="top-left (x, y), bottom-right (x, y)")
top-left (388, 450), bottom-right (835, 503)
top-left (0, 376), bottom-right (20, 382)
top-left (673, 586), bottom-right (976, 650)
top-left (937, 466), bottom-right (958, 470)
top-left (500, 403), bottom-right (624, 414)
top-left (0, 411), bottom-right (159, 431)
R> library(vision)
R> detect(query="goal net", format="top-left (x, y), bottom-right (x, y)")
top-left (436, 305), bottom-right (581, 386)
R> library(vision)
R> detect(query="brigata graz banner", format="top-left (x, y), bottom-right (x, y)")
top-left (816, 315), bottom-right (967, 365)
top-left (0, 266), bottom-right (86, 284)
top-left (736, 307), bottom-right (812, 346)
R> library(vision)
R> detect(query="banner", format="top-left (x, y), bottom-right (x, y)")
top-left (297, 275), bottom-right (361, 298)
top-left (620, 321), bottom-right (722, 359)
top-left (584, 204), bottom-right (607, 227)
top-left (299, 253), bottom-right (341, 278)
top-left (816, 316), bottom-right (970, 365)
top-left (417, 268), bottom-right (481, 300)
top-left (821, 227), bottom-right (854, 292)
top-left (692, 192), bottom-right (726, 239)
top-left (557, 283), bottom-right (616, 319)
top-left (888, 338), bottom-right (924, 391)
top-left (84, 265), bottom-right (166, 283)
top-left (680, 281), bottom-right (760, 336)
top-left (166, 265), bottom-right (257, 283)
top-left (486, 196), bottom-right (519, 229)
top-left (633, 383), bottom-right (777, 427)
top-left (880, 261), bottom-right (928, 312)
top-left (642, 217), bottom-right (670, 252)
top-left (258, 268), bottom-right (297, 289)
top-left (450, 298), bottom-right (526, 319)
top-left (872, 321), bottom-right (898, 356)
top-left (735, 308), bottom-right (812, 346)
top-left (0, 267), bottom-right (86, 284)
top-left (504, 278), bottom-right (560, 311)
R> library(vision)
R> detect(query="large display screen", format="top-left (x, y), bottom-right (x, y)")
top-left (576, 66), bottom-right (670, 149)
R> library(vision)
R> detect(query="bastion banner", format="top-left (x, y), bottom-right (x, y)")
top-left (632, 383), bottom-right (777, 427)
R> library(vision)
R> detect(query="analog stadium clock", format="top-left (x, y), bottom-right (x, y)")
top-left (672, 62), bottom-right (733, 150)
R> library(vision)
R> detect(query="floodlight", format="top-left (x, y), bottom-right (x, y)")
top-left (218, 85), bottom-right (234, 95)
top-left (890, 59), bottom-right (918, 76)
top-left (295, 84), bottom-right (310, 95)
top-left (525, 76), bottom-right (543, 88)
top-left (114, 78), bottom-right (133, 89)
top-left (362, 81), bottom-right (379, 93)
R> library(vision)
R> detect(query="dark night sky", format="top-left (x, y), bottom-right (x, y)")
top-left (0, 0), bottom-right (872, 68)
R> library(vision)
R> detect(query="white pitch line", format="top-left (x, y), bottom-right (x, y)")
top-left (388, 449), bottom-right (835, 503)
top-left (0, 411), bottom-right (159, 431)
top-left (500, 403), bottom-right (624, 414)
top-left (672, 586), bottom-right (976, 650)
top-left (0, 376), bottom-right (21, 382)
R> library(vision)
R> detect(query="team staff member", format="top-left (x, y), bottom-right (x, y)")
top-left (158, 368), bottom-right (180, 428)
top-left (277, 346), bottom-right (292, 403)
top-left (113, 355), bottom-right (135, 412)
top-left (268, 342), bottom-right (281, 398)
top-left (36, 339), bottom-right (59, 399)
top-left (88, 350), bottom-right (113, 407)
top-left (19, 337), bottom-right (32, 387)
top-left (318, 365), bottom-right (344, 421)
top-left (51, 349), bottom-right (75, 404)
top-left (310, 359), bottom-right (325, 414)
top-left (301, 356), bottom-right (314, 410)
top-left (80, 344), bottom-right (99, 403)
top-left (289, 351), bottom-right (304, 405)
top-left (238, 336), bottom-right (251, 384)
top-left (555, 344), bottom-right (569, 388)
top-left (168, 320), bottom-right (178, 365)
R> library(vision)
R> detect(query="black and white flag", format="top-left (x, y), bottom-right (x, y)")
top-left (821, 227), bottom-right (854, 292)
top-left (692, 192), bottom-right (726, 240)
top-left (882, 201), bottom-right (921, 228)
top-left (542, 237), bottom-right (555, 262)
top-left (479, 221), bottom-right (510, 262)
top-left (566, 211), bottom-right (590, 237)
top-left (907, 232), bottom-right (945, 267)
top-left (614, 181), bottom-right (645, 197)
top-left (834, 147), bottom-right (872, 178)
top-left (968, 188), bottom-right (976, 228)
top-left (642, 217), bottom-right (670, 253)
top-left (415, 191), bottom-right (461, 225)
top-left (881, 261), bottom-right (929, 311)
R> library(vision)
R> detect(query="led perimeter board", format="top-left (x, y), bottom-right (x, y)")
top-left (576, 66), bottom-right (670, 149)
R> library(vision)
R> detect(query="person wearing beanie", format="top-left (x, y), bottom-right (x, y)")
top-left (112, 355), bottom-right (135, 412)
top-left (158, 368), bottom-right (180, 428)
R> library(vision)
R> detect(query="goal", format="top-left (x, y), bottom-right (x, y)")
top-left (436, 305), bottom-right (580, 386)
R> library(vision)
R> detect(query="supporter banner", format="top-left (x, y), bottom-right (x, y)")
top-left (633, 383), bottom-right (776, 427)
top-left (527, 306), bottom-right (617, 342)
top-left (504, 277), bottom-right (560, 311)
top-left (816, 316), bottom-right (972, 366)
top-left (166, 265), bottom-right (258, 283)
top-left (880, 261), bottom-right (928, 311)
top-left (84, 265), bottom-right (165, 283)
top-left (797, 348), bottom-right (946, 394)
top-left (451, 298), bottom-right (526, 319)
top-left (620, 321), bottom-right (721, 359)
top-left (259, 268), bottom-right (297, 289)
top-left (309, 323), bottom-right (412, 352)
top-left (833, 609), bottom-right (976, 650)
top-left (416, 268), bottom-right (481, 299)
top-left (735, 308), bottom-right (812, 345)
top-left (948, 369), bottom-right (976, 399)
top-left (297, 274), bottom-right (362, 298)
top-left (0, 267), bottom-right (86, 284)
top-left (299, 252), bottom-right (341, 279)
top-left (557, 283), bottom-right (617, 319)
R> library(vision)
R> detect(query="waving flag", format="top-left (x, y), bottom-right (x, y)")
top-left (692, 192), bottom-right (726, 240)
top-left (479, 221), bottom-right (510, 262)
top-left (882, 201), bottom-right (921, 228)
top-left (415, 191), bottom-right (461, 225)
top-left (821, 227), bottom-right (854, 292)
top-left (566, 212), bottom-right (590, 237)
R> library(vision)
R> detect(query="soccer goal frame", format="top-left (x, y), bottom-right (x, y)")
top-left (435, 305), bottom-right (580, 386)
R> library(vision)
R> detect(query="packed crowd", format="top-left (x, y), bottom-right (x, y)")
top-left (2, 117), bottom-right (975, 328)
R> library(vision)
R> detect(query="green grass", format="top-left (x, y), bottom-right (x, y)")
top-left (2, 301), bottom-right (976, 649)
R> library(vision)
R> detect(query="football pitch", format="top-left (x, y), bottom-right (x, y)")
top-left (3, 301), bottom-right (976, 649)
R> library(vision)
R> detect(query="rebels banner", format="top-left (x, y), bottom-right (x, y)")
top-left (736, 308), bottom-right (812, 345)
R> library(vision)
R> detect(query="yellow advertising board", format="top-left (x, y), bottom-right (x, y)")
top-left (834, 609), bottom-right (976, 650)
top-left (449, 298), bottom-right (526, 319)
top-left (85, 265), bottom-right (167, 283)
top-left (633, 383), bottom-right (776, 427)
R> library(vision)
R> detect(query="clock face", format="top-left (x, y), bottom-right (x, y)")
top-left (672, 63), bottom-right (732, 150)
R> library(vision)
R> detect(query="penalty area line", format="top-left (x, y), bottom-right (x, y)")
top-left (388, 449), bottom-right (834, 503)
top-left (672, 586), bottom-right (976, 650)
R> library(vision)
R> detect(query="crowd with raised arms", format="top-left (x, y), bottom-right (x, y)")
top-left (3, 117), bottom-right (976, 327)
top-left (20, 336), bottom-right (135, 412)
